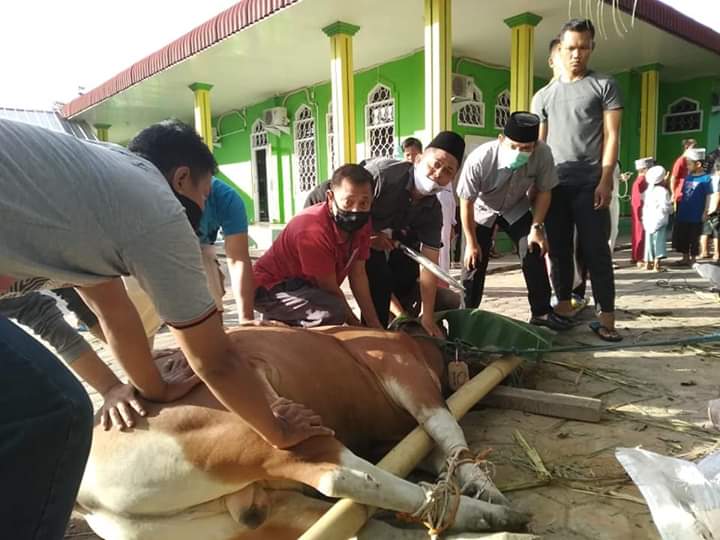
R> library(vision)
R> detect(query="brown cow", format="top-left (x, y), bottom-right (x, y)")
top-left (76, 325), bottom-right (529, 539)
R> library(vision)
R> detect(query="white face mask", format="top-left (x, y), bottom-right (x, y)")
top-left (413, 165), bottom-right (443, 195)
top-left (497, 144), bottom-right (531, 170)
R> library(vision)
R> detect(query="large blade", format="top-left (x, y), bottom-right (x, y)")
top-left (397, 242), bottom-right (465, 292)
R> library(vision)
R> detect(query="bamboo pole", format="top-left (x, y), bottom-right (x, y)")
top-left (299, 355), bottom-right (523, 540)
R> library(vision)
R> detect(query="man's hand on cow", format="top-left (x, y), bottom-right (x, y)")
top-left (269, 397), bottom-right (335, 449)
top-left (100, 383), bottom-right (146, 431)
top-left (370, 231), bottom-right (396, 252)
top-left (420, 314), bottom-right (445, 338)
top-left (593, 180), bottom-right (612, 209)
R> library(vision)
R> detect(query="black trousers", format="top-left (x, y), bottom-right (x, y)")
top-left (461, 211), bottom-right (552, 317)
top-left (546, 183), bottom-right (615, 313)
top-left (366, 248), bottom-right (420, 328)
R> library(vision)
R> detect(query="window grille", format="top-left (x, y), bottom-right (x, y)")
top-left (366, 84), bottom-right (396, 158)
top-left (494, 89), bottom-right (511, 129)
top-left (293, 105), bottom-right (318, 192)
top-left (663, 98), bottom-right (703, 134)
top-left (327, 103), bottom-right (337, 175)
top-left (457, 86), bottom-right (485, 128)
top-left (251, 120), bottom-right (267, 148)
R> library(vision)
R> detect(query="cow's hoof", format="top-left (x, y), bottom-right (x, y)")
top-left (486, 506), bottom-right (531, 532)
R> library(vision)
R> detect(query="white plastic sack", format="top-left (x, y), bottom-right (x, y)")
top-left (616, 447), bottom-right (720, 539)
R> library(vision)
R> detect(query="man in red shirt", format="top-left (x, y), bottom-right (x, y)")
top-left (671, 138), bottom-right (697, 205)
top-left (254, 164), bottom-right (383, 328)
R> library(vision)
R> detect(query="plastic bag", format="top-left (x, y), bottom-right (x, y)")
top-left (616, 447), bottom-right (720, 539)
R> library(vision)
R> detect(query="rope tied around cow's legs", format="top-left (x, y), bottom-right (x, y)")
top-left (397, 447), bottom-right (495, 539)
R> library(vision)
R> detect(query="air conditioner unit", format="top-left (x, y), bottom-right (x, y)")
top-left (262, 107), bottom-right (290, 135)
top-left (451, 74), bottom-right (474, 102)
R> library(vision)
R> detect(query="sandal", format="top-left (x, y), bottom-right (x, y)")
top-left (589, 321), bottom-right (623, 342)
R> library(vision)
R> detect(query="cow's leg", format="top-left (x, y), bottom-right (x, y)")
top-left (266, 438), bottom-right (528, 532)
top-left (237, 489), bottom-right (522, 540)
top-left (373, 342), bottom-right (508, 504)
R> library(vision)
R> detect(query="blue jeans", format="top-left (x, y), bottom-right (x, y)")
top-left (0, 316), bottom-right (93, 539)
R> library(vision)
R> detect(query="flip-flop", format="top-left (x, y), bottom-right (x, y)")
top-left (589, 321), bottom-right (623, 342)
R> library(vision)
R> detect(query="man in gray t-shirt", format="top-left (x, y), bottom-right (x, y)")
top-left (0, 119), bottom-right (329, 537)
top-left (531, 18), bottom-right (623, 342)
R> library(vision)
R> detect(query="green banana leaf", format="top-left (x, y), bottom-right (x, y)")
top-left (437, 309), bottom-right (555, 360)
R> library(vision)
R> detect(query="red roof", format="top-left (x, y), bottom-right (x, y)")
top-left (61, 0), bottom-right (299, 118)
top-left (62, 0), bottom-right (719, 119)
top-left (610, 0), bottom-right (720, 58)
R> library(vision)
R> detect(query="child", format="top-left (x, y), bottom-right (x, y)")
top-left (642, 166), bottom-right (672, 272)
top-left (672, 148), bottom-right (712, 266)
top-left (630, 157), bottom-right (654, 267)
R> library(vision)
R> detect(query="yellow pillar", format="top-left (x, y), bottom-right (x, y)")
top-left (94, 123), bottom-right (110, 142)
top-left (424, 0), bottom-right (452, 134)
top-left (504, 12), bottom-right (542, 113)
top-left (638, 64), bottom-right (662, 158)
top-left (322, 21), bottom-right (359, 165)
top-left (189, 82), bottom-right (214, 151)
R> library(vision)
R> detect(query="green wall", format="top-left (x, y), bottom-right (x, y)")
top-left (656, 76), bottom-right (718, 170)
top-left (211, 48), bottom-right (720, 227)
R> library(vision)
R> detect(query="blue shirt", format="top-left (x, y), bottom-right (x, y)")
top-left (677, 174), bottom-right (711, 224)
top-left (198, 178), bottom-right (249, 244)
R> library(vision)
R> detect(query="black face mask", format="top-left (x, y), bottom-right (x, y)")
top-left (175, 192), bottom-right (203, 232)
top-left (332, 200), bottom-right (370, 233)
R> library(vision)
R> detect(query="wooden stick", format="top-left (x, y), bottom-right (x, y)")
top-left (299, 355), bottom-right (523, 540)
top-left (481, 386), bottom-right (603, 423)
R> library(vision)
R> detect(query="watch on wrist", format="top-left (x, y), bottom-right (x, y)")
top-left (531, 223), bottom-right (545, 231)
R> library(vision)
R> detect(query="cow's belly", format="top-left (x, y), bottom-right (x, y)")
top-left (82, 506), bottom-right (244, 540)
top-left (78, 426), bottom-right (251, 517)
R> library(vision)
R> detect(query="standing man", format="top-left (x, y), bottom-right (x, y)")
top-left (196, 177), bottom-right (255, 322)
top-left (458, 111), bottom-right (572, 331)
top-left (253, 164), bottom-right (382, 328)
top-left (532, 18), bottom-right (624, 342)
top-left (671, 138), bottom-right (697, 207)
top-left (0, 119), bottom-right (330, 539)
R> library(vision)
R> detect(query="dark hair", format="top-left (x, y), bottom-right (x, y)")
top-left (682, 138), bottom-right (697, 150)
top-left (128, 119), bottom-right (217, 181)
top-left (330, 164), bottom-right (374, 189)
top-left (559, 18), bottom-right (596, 46)
top-left (548, 36), bottom-right (561, 54)
top-left (401, 137), bottom-right (423, 152)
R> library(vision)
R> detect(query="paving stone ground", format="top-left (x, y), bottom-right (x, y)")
top-left (64, 243), bottom-right (720, 539)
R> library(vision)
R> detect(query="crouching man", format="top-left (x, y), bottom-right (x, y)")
top-left (253, 165), bottom-right (383, 328)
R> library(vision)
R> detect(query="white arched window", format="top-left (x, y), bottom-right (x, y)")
top-left (663, 97), bottom-right (703, 134)
top-left (326, 102), bottom-right (337, 176)
top-left (365, 84), bottom-right (396, 158)
top-left (251, 120), bottom-right (268, 149)
top-left (494, 89), bottom-right (511, 129)
top-left (456, 86), bottom-right (485, 128)
top-left (293, 105), bottom-right (317, 192)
